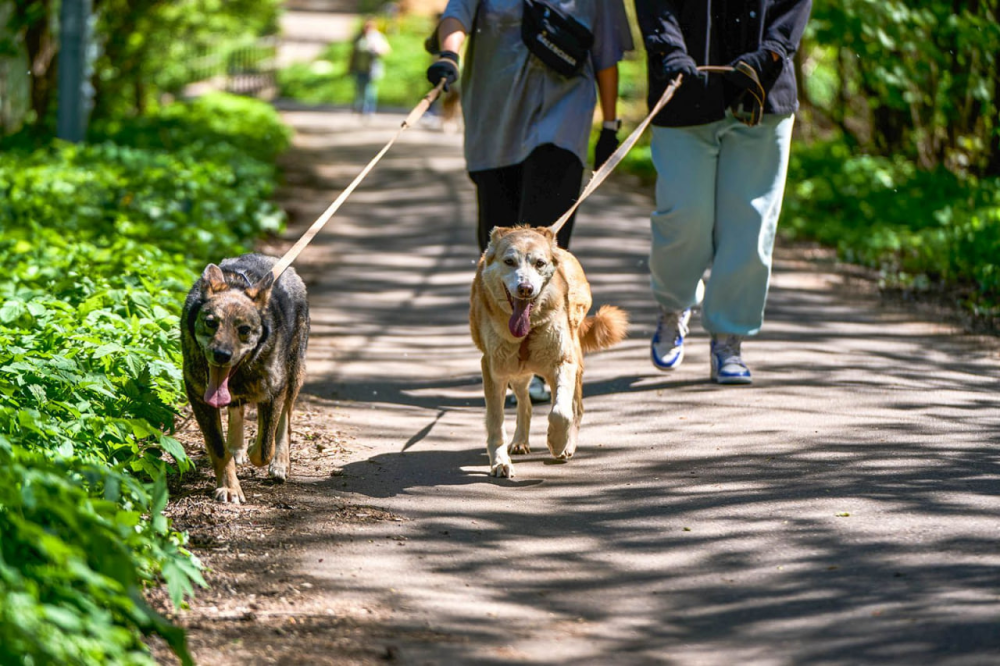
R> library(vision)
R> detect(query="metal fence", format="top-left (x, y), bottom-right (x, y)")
top-left (187, 35), bottom-right (281, 98)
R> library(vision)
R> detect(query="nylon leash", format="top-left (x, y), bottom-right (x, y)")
top-left (547, 73), bottom-right (683, 236)
top-left (548, 64), bottom-right (754, 236)
top-left (271, 80), bottom-right (447, 281)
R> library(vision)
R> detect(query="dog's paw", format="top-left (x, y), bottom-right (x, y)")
top-left (214, 486), bottom-right (245, 504)
top-left (555, 446), bottom-right (576, 460)
top-left (510, 441), bottom-right (530, 455)
top-left (490, 461), bottom-right (515, 478)
top-left (268, 461), bottom-right (288, 483)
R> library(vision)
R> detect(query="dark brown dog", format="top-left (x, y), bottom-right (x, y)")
top-left (181, 253), bottom-right (309, 503)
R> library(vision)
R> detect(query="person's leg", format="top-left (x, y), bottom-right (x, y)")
top-left (648, 123), bottom-right (721, 313)
top-left (519, 144), bottom-right (584, 249)
top-left (352, 75), bottom-right (366, 113)
top-left (704, 113), bottom-right (795, 336)
top-left (469, 164), bottom-right (523, 253)
top-left (363, 79), bottom-right (378, 115)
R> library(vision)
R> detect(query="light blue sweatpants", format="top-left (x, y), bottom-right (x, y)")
top-left (649, 112), bottom-right (795, 336)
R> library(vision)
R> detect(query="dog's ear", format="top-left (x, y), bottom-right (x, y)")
top-left (484, 227), bottom-right (513, 263)
top-left (535, 226), bottom-right (555, 241)
top-left (489, 226), bottom-right (514, 244)
top-left (535, 226), bottom-right (559, 259)
top-left (245, 271), bottom-right (275, 308)
top-left (201, 264), bottom-right (228, 294)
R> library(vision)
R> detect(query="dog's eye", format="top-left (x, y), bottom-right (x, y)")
top-left (204, 317), bottom-right (219, 330)
top-left (504, 258), bottom-right (516, 267)
top-left (238, 325), bottom-right (252, 337)
top-left (535, 259), bottom-right (547, 269)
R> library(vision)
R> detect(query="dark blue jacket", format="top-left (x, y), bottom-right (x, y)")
top-left (636, 0), bottom-right (812, 127)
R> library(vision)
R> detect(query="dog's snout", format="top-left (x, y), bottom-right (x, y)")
top-left (212, 349), bottom-right (232, 365)
top-left (517, 283), bottom-right (534, 298)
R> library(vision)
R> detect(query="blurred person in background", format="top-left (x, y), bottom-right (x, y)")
top-left (349, 18), bottom-right (391, 117)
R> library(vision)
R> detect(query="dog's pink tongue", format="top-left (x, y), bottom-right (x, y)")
top-left (204, 365), bottom-right (232, 408)
top-left (508, 299), bottom-right (532, 338)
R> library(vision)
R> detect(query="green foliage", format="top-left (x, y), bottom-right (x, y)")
top-left (0, 446), bottom-right (198, 666)
top-left (0, 93), bottom-right (289, 663)
top-left (91, 0), bottom-right (283, 119)
top-left (783, 139), bottom-right (1000, 314)
top-left (807, 0), bottom-right (1000, 173)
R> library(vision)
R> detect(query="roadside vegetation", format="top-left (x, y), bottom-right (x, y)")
top-left (281, 2), bottom-right (1000, 325)
top-left (1, 2), bottom-right (287, 664)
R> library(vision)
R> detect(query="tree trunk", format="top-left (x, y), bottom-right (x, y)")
top-left (987, 0), bottom-right (1000, 175)
top-left (22, 0), bottom-right (57, 125)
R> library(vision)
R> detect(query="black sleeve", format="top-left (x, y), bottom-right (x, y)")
top-left (761, 0), bottom-right (812, 58)
top-left (634, 0), bottom-right (689, 56)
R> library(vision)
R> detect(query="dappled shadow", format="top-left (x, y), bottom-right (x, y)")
top-left (265, 109), bottom-right (1000, 662)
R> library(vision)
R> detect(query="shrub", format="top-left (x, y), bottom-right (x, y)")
top-left (782, 139), bottom-right (1000, 315)
top-left (0, 92), bottom-right (290, 664)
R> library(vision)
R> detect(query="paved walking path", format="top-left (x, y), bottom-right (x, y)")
top-left (225, 107), bottom-right (1000, 665)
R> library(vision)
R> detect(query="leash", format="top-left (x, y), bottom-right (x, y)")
top-left (270, 80), bottom-right (448, 281)
top-left (269, 61), bottom-right (760, 276)
top-left (548, 63), bottom-right (761, 236)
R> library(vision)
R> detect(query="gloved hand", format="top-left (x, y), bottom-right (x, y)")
top-left (725, 50), bottom-right (776, 127)
top-left (725, 49), bottom-right (778, 92)
top-left (593, 127), bottom-right (619, 170)
top-left (426, 50), bottom-right (460, 91)
top-left (656, 51), bottom-right (699, 84)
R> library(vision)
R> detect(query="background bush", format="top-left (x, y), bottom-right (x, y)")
top-left (0, 92), bottom-right (289, 665)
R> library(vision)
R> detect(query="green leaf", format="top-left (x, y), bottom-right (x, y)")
top-left (158, 434), bottom-right (191, 472)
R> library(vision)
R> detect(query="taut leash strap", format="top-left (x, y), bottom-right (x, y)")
top-left (548, 64), bottom-right (754, 236)
top-left (271, 80), bottom-right (448, 281)
top-left (547, 74), bottom-right (683, 236)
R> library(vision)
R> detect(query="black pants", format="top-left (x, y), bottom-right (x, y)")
top-left (469, 143), bottom-right (584, 252)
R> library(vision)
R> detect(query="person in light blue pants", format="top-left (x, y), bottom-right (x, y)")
top-left (649, 112), bottom-right (794, 378)
top-left (636, 0), bottom-right (812, 384)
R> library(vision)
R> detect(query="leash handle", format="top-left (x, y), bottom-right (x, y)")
top-left (271, 79), bottom-right (448, 281)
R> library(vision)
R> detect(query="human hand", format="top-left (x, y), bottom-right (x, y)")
top-left (593, 127), bottom-right (619, 170)
top-left (426, 50), bottom-right (460, 91)
top-left (725, 51), bottom-right (775, 127)
top-left (657, 51), bottom-right (699, 84)
top-left (725, 49), bottom-right (778, 91)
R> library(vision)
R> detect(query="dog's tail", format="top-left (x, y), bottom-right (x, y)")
top-left (580, 305), bottom-right (629, 354)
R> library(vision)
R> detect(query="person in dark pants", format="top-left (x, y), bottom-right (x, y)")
top-left (636, 0), bottom-right (811, 385)
top-left (469, 144), bottom-right (585, 251)
top-left (427, 0), bottom-right (633, 401)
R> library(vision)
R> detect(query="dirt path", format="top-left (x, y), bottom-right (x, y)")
top-left (152, 105), bottom-right (1000, 666)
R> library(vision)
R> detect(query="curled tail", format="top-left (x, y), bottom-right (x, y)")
top-left (580, 305), bottom-right (629, 354)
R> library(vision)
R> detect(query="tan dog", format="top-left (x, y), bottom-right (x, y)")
top-left (470, 226), bottom-right (628, 478)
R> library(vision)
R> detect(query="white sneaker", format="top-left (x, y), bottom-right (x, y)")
top-left (528, 375), bottom-right (551, 403)
top-left (710, 335), bottom-right (752, 384)
top-left (651, 308), bottom-right (691, 371)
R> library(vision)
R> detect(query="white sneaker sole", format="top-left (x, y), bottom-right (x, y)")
top-left (712, 373), bottom-right (752, 385)
top-left (651, 346), bottom-right (684, 372)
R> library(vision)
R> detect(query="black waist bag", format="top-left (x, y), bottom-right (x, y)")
top-left (521, 0), bottom-right (594, 77)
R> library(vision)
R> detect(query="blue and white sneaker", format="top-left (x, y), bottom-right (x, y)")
top-left (651, 308), bottom-right (691, 371)
top-left (710, 335), bottom-right (752, 385)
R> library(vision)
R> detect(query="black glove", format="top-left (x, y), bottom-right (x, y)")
top-left (656, 51), bottom-right (699, 84)
top-left (725, 49), bottom-right (779, 92)
top-left (725, 50), bottom-right (776, 127)
top-left (426, 50), bottom-right (460, 91)
top-left (593, 127), bottom-right (619, 170)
